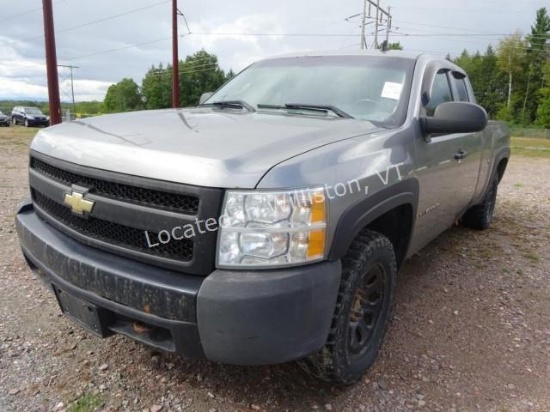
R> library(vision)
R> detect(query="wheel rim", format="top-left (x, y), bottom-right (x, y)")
top-left (348, 263), bottom-right (386, 357)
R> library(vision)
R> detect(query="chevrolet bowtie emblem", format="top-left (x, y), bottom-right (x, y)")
top-left (64, 191), bottom-right (95, 215)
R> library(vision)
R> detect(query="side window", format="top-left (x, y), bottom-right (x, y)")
top-left (425, 71), bottom-right (452, 117)
top-left (453, 75), bottom-right (470, 102)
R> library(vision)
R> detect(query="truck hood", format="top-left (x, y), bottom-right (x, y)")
top-left (31, 108), bottom-right (381, 188)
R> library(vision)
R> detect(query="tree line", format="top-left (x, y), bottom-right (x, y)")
top-left (451, 7), bottom-right (550, 127)
top-left (102, 49), bottom-right (232, 113)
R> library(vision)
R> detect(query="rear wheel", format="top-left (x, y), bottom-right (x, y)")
top-left (462, 174), bottom-right (499, 230)
top-left (299, 230), bottom-right (397, 384)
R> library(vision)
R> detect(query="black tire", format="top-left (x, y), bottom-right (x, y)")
top-left (24, 119), bottom-right (30, 127)
top-left (299, 230), bottom-right (397, 384)
top-left (462, 174), bottom-right (499, 230)
top-left (12, 117), bottom-right (17, 125)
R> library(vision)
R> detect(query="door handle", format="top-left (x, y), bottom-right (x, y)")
top-left (454, 150), bottom-right (467, 160)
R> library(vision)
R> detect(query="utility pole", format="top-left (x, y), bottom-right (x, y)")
top-left (360, 0), bottom-right (367, 49)
top-left (172, 0), bottom-right (179, 108)
top-left (42, 0), bottom-right (61, 125)
top-left (374, 0), bottom-right (380, 49)
top-left (58, 64), bottom-right (79, 116)
top-left (385, 6), bottom-right (391, 44)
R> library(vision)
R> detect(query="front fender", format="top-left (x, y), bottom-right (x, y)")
top-left (328, 178), bottom-right (419, 261)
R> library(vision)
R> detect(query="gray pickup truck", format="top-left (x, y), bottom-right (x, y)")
top-left (16, 50), bottom-right (510, 384)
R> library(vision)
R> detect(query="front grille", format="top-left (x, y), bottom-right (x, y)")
top-left (33, 191), bottom-right (193, 261)
top-left (29, 152), bottom-right (223, 275)
top-left (31, 157), bottom-right (199, 214)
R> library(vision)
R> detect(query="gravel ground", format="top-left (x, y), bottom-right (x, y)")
top-left (1, 127), bottom-right (549, 412)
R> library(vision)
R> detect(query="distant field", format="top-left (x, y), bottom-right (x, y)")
top-left (511, 136), bottom-right (550, 158)
top-left (0, 125), bottom-right (38, 149)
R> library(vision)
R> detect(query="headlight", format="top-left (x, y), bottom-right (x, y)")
top-left (217, 188), bottom-right (327, 268)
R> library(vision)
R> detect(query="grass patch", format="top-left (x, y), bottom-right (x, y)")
top-left (0, 125), bottom-right (39, 147)
top-left (67, 393), bottom-right (104, 412)
top-left (523, 251), bottom-right (541, 263)
top-left (511, 137), bottom-right (550, 159)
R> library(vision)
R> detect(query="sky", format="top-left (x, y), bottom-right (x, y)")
top-left (0, 0), bottom-right (547, 102)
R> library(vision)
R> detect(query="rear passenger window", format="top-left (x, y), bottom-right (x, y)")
top-left (453, 75), bottom-right (470, 102)
top-left (425, 71), bottom-right (452, 117)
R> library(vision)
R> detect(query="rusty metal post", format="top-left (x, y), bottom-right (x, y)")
top-left (172, 0), bottom-right (180, 108)
top-left (43, 0), bottom-right (61, 125)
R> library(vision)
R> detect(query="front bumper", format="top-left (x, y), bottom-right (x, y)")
top-left (16, 199), bottom-right (342, 365)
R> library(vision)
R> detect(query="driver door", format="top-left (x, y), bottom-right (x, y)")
top-left (410, 67), bottom-right (481, 253)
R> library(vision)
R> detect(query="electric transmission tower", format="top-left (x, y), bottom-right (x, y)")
top-left (356, 0), bottom-right (392, 50)
top-left (58, 64), bottom-right (79, 117)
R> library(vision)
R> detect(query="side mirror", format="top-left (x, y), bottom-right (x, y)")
top-left (420, 102), bottom-right (488, 138)
top-left (199, 92), bottom-right (213, 105)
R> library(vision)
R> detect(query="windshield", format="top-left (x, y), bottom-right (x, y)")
top-left (25, 108), bottom-right (43, 115)
top-left (206, 56), bottom-right (414, 127)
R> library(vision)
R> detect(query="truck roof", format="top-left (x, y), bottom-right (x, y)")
top-left (262, 49), bottom-right (466, 76)
top-left (266, 49), bottom-right (429, 61)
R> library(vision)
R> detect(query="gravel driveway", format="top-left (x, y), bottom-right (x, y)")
top-left (1, 128), bottom-right (549, 412)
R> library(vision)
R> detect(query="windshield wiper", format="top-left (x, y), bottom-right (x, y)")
top-left (210, 100), bottom-right (256, 112)
top-left (257, 103), bottom-right (354, 119)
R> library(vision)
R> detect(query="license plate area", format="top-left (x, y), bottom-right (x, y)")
top-left (53, 286), bottom-right (113, 338)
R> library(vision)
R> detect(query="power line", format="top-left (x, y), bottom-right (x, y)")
top-left (62, 30), bottom-right (545, 62)
top-left (184, 31), bottom-right (545, 39)
top-left (0, 0), bottom-right (66, 23)
top-left (393, 19), bottom-right (550, 41)
top-left (393, 25), bottom-right (549, 53)
top-left (64, 36), bottom-right (172, 61)
top-left (9, 1), bottom-right (170, 46)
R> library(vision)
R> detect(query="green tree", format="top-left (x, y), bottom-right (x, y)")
top-left (226, 69), bottom-right (236, 81)
top-left (536, 61), bottom-right (550, 127)
top-left (75, 101), bottom-right (103, 116)
top-left (141, 63), bottom-right (173, 109)
top-left (378, 41), bottom-right (403, 50)
top-left (178, 49), bottom-right (227, 106)
top-left (141, 50), bottom-right (227, 109)
top-left (386, 42), bottom-right (403, 50)
top-left (496, 32), bottom-right (527, 122)
top-left (522, 8), bottom-right (550, 124)
top-left (477, 45), bottom-right (507, 117)
top-left (102, 78), bottom-right (143, 113)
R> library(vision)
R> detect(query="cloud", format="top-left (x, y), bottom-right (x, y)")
top-left (0, 0), bottom-right (547, 101)
top-left (0, 78), bottom-right (48, 100)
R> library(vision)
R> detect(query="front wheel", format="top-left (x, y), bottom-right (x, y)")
top-left (12, 117), bottom-right (17, 125)
top-left (299, 230), bottom-right (397, 384)
top-left (24, 119), bottom-right (30, 127)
